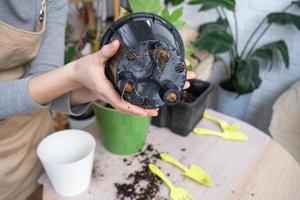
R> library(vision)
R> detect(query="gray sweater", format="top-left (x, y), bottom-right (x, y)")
top-left (0, 0), bottom-right (89, 119)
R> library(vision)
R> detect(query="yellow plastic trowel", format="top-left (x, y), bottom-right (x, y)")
top-left (203, 112), bottom-right (240, 131)
top-left (194, 127), bottom-right (248, 141)
top-left (148, 164), bottom-right (195, 200)
top-left (160, 153), bottom-right (213, 187)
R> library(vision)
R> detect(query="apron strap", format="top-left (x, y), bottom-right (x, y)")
top-left (36, 0), bottom-right (47, 32)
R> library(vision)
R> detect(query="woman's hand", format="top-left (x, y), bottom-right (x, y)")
top-left (70, 40), bottom-right (195, 116)
top-left (69, 40), bottom-right (158, 116)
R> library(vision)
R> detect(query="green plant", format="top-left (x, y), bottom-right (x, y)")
top-left (164, 0), bottom-right (185, 6)
top-left (189, 0), bottom-right (300, 94)
top-left (129, 0), bottom-right (185, 29)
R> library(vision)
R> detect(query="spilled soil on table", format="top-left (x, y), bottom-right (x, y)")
top-left (114, 144), bottom-right (167, 200)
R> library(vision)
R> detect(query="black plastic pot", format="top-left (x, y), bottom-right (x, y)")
top-left (100, 13), bottom-right (186, 108)
top-left (152, 79), bottom-right (214, 136)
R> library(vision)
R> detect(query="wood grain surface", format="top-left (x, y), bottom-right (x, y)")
top-left (41, 109), bottom-right (300, 200)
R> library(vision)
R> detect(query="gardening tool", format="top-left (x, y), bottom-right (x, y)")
top-left (100, 13), bottom-right (187, 108)
top-left (160, 153), bottom-right (212, 187)
top-left (203, 112), bottom-right (240, 131)
top-left (148, 164), bottom-right (195, 200)
top-left (193, 128), bottom-right (248, 141)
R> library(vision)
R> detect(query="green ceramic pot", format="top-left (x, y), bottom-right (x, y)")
top-left (93, 102), bottom-right (151, 155)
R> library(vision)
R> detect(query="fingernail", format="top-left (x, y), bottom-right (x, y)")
top-left (152, 112), bottom-right (158, 116)
top-left (113, 40), bottom-right (119, 46)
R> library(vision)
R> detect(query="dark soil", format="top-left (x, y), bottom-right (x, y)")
top-left (114, 144), bottom-right (167, 200)
top-left (180, 90), bottom-right (197, 103)
top-left (92, 160), bottom-right (104, 181)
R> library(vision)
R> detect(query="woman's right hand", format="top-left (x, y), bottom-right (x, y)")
top-left (69, 40), bottom-right (159, 117)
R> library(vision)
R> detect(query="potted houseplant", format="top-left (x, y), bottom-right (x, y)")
top-left (188, 0), bottom-right (300, 119)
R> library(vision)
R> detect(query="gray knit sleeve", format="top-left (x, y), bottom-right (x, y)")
top-left (0, 77), bottom-right (50, 118)
top-left (0, 0), bottom-right (90, 119)
top-left (25, 0), bottom-right (90, 116)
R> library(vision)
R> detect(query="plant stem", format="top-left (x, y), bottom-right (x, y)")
top-left (240, 18), bottom-right (266, 58)
top-left (233, 12), bottom-right (239, 54)
top-left (220, 8), bottom-right (235, 45)
top-left (245, 24), bottom-right (271, 59)
top-left (220, 7), bottom-right (237, 78)
top-left (243, 3), bottom-right (293, 59)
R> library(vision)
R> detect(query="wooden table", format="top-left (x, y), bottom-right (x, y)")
top-left (40, 109), bottom-right (300, 200)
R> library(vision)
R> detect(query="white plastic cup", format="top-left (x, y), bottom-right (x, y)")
top-left (37, 129), bottom-right (96, 196)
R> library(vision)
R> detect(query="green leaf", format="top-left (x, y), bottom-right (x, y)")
top-left (161, 9), bottom-right (170, 19)
top-left (129, 0), bottom-right (162, 14)
top-left (232, 59), bottom-right (261, 94)
top-left (185, 47), bottom-right (194, 71)
top-left (292, 1), bottom-right (300, 8)
top-left (165, 0), bottom-right (184, 6)
top-left (161, 7), bottom-right (185, 30)
top-left (250, 59), bottom-right (262, 89)
top-left (188, 0), bottom-right (236, 11)
top-left (172, 19), bottom-right (185, 29)
top-left (254, 40), bottom-right (289, 69)
top-left (170, 7), bottom-right (184, 21)
top-left (186, 64), bottom-right (193, 71)
top-left (161, 7), bottom-right (183, 22)
top-left (199, 2), bottom-right (220, 11)
top-left (267, 12), bottom-right (300, 31)
top-left (184, 47), bottom-right (192, 59)
top-left (194, 18), bottom-right (232, 54)
top-left (254, 48), bottom-right (274, 70)
top-left (193, 30), bottom-right (234, 54)
top-left (198, 18), bottom-right (229, 33)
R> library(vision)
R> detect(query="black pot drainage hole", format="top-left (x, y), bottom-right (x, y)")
top-left (100, 12), bottom-right (187, 108)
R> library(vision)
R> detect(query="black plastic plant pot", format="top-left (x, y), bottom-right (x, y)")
top-left (152, 79), bottom-right (214, 137)
top-left (100, 13), bottom-right (186, 108)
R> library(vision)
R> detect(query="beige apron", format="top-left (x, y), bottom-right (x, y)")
top-left (0, 1), bottom-right (54, 200)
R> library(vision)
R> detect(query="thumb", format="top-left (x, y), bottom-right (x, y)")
top-left (98, 40), bottom-right (120, 63)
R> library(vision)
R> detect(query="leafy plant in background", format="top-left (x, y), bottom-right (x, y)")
top-left (164, 0), bottom-right (185, 6)
top-left (129, 0), bottom-right (185, 30)
top-left (188, 0), bottom-right (300, 94)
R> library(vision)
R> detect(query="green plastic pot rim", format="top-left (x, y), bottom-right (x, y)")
top-left (92, 101), bottom-right (120, 112)
top-left (92, 101), bottom-right (150, 118)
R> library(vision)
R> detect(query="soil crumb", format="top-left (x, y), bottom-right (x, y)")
top-left (114, 144), bottom-right (165, 200)
top-left (92, 160), bottom-right (104, 181)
